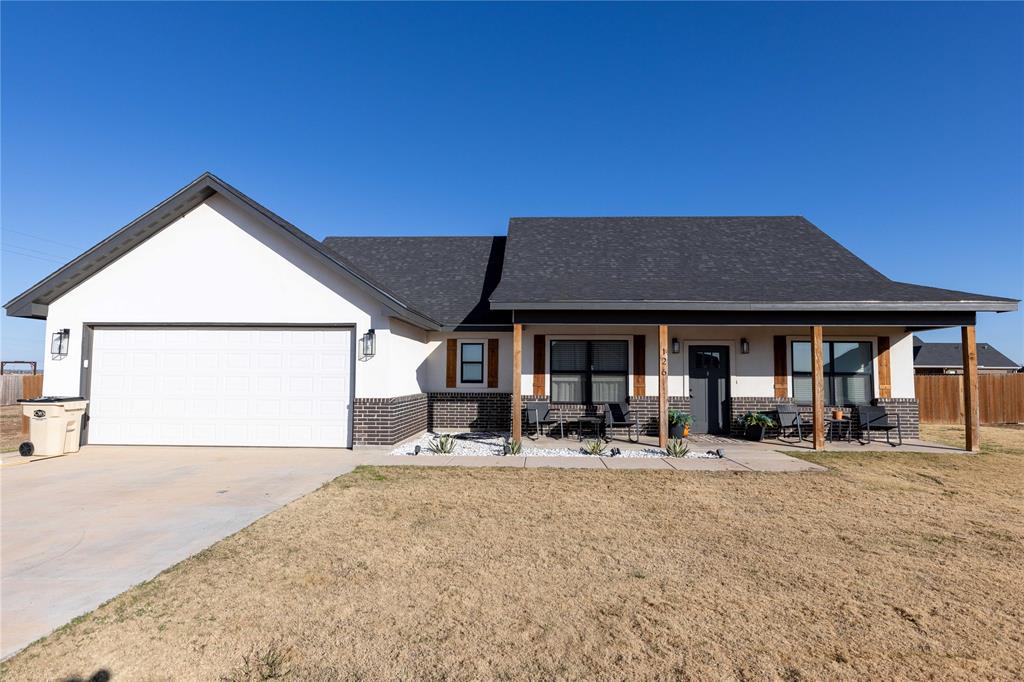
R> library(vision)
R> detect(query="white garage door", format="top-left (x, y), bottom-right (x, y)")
top-left (88, 327), bottom-right (352, 447)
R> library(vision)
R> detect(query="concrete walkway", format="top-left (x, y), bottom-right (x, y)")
top-left (0, 442), bottom-right (823, 659)
top-left (350, 448), bottom-right (825, 472)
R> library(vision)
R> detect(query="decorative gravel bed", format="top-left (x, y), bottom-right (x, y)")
top-left (390, 432), bottom-right (724, 459)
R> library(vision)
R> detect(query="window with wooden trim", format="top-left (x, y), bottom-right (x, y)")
top-left (549, 340), bottom-right (628, 404)
top-left (460, 342), bottom-right (484, 384)
top-left (791, 340), bottom-right (873, 406)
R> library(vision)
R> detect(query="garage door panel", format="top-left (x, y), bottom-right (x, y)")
top-left (195, 353), bottom-right (218, 370)
top-left (164, 353), bottom-right (188, 371)
top-left (129, 377), bottom-right (156, 396)
top-left (163, 375), bottom-right (188, 394)
top-left (88, 327), bottom-right (351, 447)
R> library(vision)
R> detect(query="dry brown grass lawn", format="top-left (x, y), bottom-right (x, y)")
top-left (3, 426), bottom-right (1023, 681)
top-left (1, 404), bottom-right (24, 453)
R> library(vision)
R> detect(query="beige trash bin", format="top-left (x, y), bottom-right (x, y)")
top-left (19, 397), bottom-right (89, 457)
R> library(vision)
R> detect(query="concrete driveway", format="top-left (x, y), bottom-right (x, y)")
top-left (0, 445), bottom-right (355, 658)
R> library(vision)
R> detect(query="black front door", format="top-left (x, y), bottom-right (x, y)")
top-left (689, 345), bottom-right (731, 434)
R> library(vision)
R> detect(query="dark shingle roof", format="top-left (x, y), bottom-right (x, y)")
top-left (913, 336), bottom-right (1020, 369)
top-left (487, 217), bottom-right (1018, 310)
top-left (321, 236), bottom-right (509, 327)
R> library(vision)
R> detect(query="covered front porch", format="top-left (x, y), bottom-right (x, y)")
top-left (507, 319), bottom-right (983, 453)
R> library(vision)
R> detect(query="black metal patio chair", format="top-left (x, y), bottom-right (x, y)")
top-left (603, 403), bottom-right (640, 443)
top-left (524, 400), bottom-right (564, 440)
top-left (858, 405), bottom-right (902, 447)
top-left (775, 404), bottom-right (805, 442)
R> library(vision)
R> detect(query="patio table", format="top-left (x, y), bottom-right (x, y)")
top-left (575, 415), bottom-right (604, 442)
top-left (825, 416), bottom-right (853, 443)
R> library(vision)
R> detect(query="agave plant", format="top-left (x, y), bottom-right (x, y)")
top-left (502, 438), bottom-right (523, 456)
top-left (427, 433), bottom-right (457, 454)
top-left (582, 439), bottom-right (608, 456)
top-left (664, 438), bottom-right (691, 458)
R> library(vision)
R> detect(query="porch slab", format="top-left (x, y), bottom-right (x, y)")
top-left (768, 437), bottom-right (971, 456)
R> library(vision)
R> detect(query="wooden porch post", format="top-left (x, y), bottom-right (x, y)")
top-left (512, 323), bottom-right (522, 442)
top-left (811, 325), bottom-right (825, 451)
top-left (962, 325), bottom-right (980, 452)
top-left (659, 324), bottom-right (668, 448)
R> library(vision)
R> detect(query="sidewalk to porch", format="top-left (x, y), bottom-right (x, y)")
top-left (354, 445), bottom-right (826, 473)
top-left (366, 431), bottom-right (828, 472)
top-left (366, 429), bottom-right (970, 473)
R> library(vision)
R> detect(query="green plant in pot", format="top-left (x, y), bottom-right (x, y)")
top-left (740, 411), bottom-right (774, 442)
top-left (668, 410), bottom-right (694, 439)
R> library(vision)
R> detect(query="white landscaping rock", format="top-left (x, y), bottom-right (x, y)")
top-left (390, 432), bottom-right (724, 459)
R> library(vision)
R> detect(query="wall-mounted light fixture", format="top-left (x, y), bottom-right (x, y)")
top-left (51, 328), bottom-right (70, 358)
top-left (740, 338), bottom-right (750, 354)
top-left (360, 328), bottom-right (376, 358)
top-left (671, 338), bottom-right (680, 354)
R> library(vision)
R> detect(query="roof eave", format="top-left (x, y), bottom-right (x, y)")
top-left (489, 300), bottom-right (1019, 312)
top-left (915, 364), bottom-right (1021, 370)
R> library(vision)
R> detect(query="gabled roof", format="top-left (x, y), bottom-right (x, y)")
top-left (321, 236), bottom-right (509, 327)
top-left (3, 173), bottom-right (443, 329)
top-left (7, 182), bottom-right (1018, 328)
top-left (913, 336), bottom-right (1021, 370)
top-left (488, 217), bottom-right (1019, 312)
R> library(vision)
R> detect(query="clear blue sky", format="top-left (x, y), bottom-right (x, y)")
top-left (2, 2), bottom-right (1021, 366)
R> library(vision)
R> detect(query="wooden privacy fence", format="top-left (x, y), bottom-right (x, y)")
top-left (916, 374), bottom-right (1024, 424)
top-left (0, 374), bottom-right (44, 405)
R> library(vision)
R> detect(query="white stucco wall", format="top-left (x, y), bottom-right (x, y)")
top-left (420, 331), bottom-right (514, 392)
top-left (42, 195), bottom-right (413, 399)
top-left (382, 317), bottom-right (433, 396)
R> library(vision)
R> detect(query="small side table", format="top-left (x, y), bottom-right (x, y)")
top-left (575, 416), bottom-right (604, 442)
top-left (825, 417), bottom-right (853, 443)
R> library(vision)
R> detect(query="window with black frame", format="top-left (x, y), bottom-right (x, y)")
top-left (460, 342), bottom-right (484, 384)
top-left (549, 340), bottom-right (628, 404)
top-left (791, 340), bottom-right (873, 406)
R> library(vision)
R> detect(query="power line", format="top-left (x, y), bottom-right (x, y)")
top-left (1, 242), bottom-right (68, 258)
top-left (2, 228), bottom-right (89, 249)
top-left (1, 247), bottom-right (68, 264)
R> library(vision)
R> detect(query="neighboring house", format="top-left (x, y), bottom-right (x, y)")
top-left (913, 336), bottom-right (1021, 375)
top-left (5, 173), bottom-right (1018, 449)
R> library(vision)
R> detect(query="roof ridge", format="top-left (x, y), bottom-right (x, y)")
top-left (508, 215), bottom-right (807, 220)
top-left (323, 235), bottom-right (501, 240)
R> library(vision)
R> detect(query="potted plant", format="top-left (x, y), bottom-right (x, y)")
top-left (832, 408), bottom-right (845, 420)
top-left (668, 410), bottom-right (693, 439)
top-left (740, 411), bottom-right (774, 442)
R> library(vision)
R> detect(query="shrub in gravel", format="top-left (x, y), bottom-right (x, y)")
top-left (664, 439), bottom-right (691, 457)
top-left (503, 438), bottom-right (523, 455)
top-left (582, 439), bottom-right (608, 456)
top-left (428, 434), bottom-right (457, 454)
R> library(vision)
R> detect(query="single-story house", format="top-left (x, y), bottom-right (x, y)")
top-left (913, 335), bottom-right (1020, 375)
top-left (6, 173), bottom-right (1018, 451)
